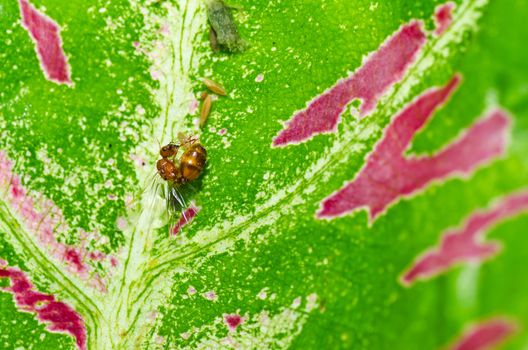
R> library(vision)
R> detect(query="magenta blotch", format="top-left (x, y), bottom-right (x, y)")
top-left (0, 151), bottom-right (115, 285)
top-left (171, 204), bottom-right (200, 235)
top-left (317, 76), bottom-right (510, 222)
top-left (19, 0), bottom-right (72, 85)
top-left (223, 314), bottom-right (243, 332)
top-left (434, 2), bottom-right (455, 36)
top-left (272, 21), bottom-right (426, 146)
top-left (0, 264), bottom-right (87, 350)
top-left (449, 318), bottom-right (517, 350)
top-left (401, 191), bottom-right (528, 285)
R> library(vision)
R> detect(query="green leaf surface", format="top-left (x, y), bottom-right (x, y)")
top-left (1, 0), bottom-right (528, 349)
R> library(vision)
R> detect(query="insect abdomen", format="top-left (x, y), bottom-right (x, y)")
top-left (180, 144), bottom-right (207, 181)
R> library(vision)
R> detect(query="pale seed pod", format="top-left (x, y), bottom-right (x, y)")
top-left (200, 94), bottom-right (212, 128)
top-left (201, 78), bottom-right (227, 96)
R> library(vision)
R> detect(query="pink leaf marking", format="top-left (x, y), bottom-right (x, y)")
top-left (0, 151), bottom-right (115, 287)
top-left (171, 204), bottom-right (200, 235)
top-left (272, 21), bottom-right (426, 146)
top-left (19, 0), bottom-right (72, 85)
top-left (188, 97), bottom-right (199, 114)
top-left (449, 318), bottom-right (517, 350)
top-left (434, 2), bottom-right (455, 36)
top-left (401, 191), bottom-right (528, 286)
top-left (317, 75), bottom-right (510, 222)
top-left (0, 263), bottom-right (87, 350)
top-left (203, 290), bottom-right (217, 301)
top-left (223, 313), bottom-right (244, 332)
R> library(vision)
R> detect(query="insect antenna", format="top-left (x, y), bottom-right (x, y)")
top-left (177, 132), bottom-right (198, 148)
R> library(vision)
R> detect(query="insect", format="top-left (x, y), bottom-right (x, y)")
top-left (155, 135), bottom-right (207, 234)
top-left (206, 0), bottom-right (247, 53)
top-left (156, 143), bottom-right (182, 182)
top-left (156, 136), bottom-right (207, 185)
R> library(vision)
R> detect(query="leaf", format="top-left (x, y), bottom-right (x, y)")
top-left (1, 0), bottom-right (528, 349)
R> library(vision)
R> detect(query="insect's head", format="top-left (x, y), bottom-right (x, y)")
top-left (160, 143), bottom-right (179, 158)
